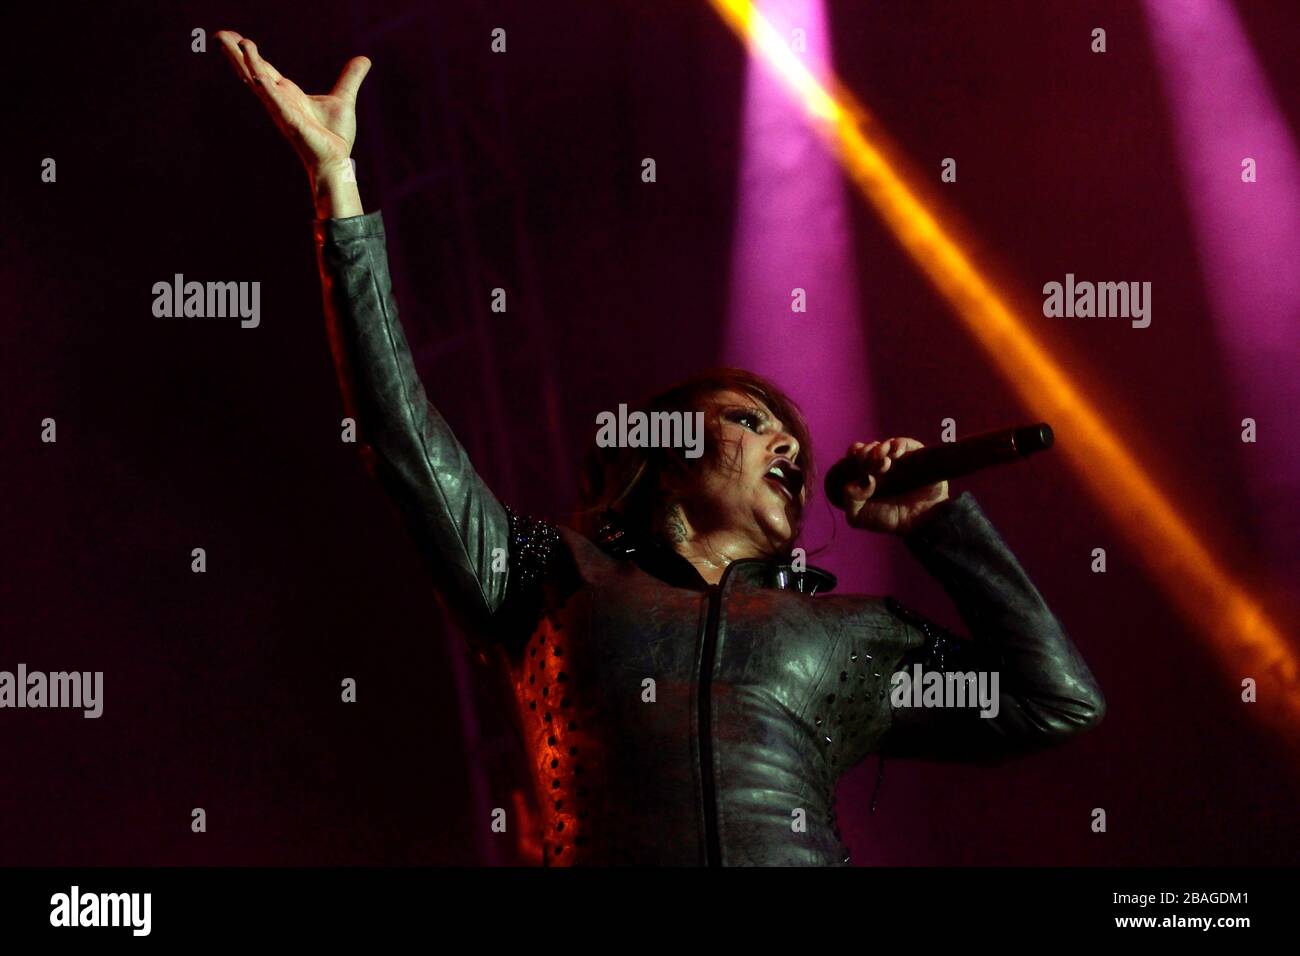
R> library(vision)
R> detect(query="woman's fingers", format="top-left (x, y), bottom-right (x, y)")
top-left (238, 38), bottom-right (283, 86)
top-left (844, 473), bottom-right (876, 502)
top-left (331, 56), bottom-right (372, 102)
top-left (842, 455), bottom-right (876, 496)
top-left (215, 31), bottom-right (253, 84)
top-left (843, 437), bottom-right (932, 525)
top-left (219, 35), bottom-right (290, 122)
top-left (847, 441), bottom-right (886, 473)
top-left (871, 436), bottom-right (923, 461)
top-left (850, 437), bottom-right (924, 476)
top-left (236, 39), bottom-right (299, 128)
top-left (842, 441), bottom-right (884, 503)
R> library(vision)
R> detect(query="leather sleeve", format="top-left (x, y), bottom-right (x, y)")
top-left (878, 491), bottom-right (1105, 762)
top-left (312, 210), bottom-right (513, 641)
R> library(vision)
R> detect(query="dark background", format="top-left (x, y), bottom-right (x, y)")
top-left (3, 0), bottom-right (1298, 865)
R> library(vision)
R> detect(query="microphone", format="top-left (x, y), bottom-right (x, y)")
top-left (823, 423), bottom-right (1055, 509)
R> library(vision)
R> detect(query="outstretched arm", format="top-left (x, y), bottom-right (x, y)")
top-left (314, 211), bottom-right (515, 638)
top-left (217, 32), bottom-right (518, 640)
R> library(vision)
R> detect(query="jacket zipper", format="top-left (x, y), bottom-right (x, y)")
top-left (699, 582), bottom-right (723, 866)
top-left (698, 559), bottom-right (748, 867)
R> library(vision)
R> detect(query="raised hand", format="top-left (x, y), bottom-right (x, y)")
top-left (839, 437), bottom-right (950, 535)
top-left (216, 31), bottom-right (370, 217)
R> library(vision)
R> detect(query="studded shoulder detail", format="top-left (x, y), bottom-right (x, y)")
top-left (492, 505), bottom-right (564, 643)
top-left (504, 505), bottom-right (562, 589)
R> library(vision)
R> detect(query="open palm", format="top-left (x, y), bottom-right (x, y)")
top-left (216, 30), bottom-right (370, 173)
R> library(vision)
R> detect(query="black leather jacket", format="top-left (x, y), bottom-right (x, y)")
top-left (313, 209), bottom-right (1106, 866)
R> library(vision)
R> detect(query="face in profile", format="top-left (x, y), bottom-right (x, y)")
top-left (667, 388), bottom-right (808, 555)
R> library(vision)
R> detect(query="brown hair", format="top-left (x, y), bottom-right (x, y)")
top-left (574, 367), bottom-right (815, 542)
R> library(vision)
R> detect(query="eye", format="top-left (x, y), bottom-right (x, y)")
top-left (725, 408), bottom-right (766, 432)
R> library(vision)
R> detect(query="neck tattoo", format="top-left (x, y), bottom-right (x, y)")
top-left (654, 500), bottom-right (732, 572)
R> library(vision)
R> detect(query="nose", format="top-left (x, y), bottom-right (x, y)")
top-left (770, 431), bottom-right (800, 465)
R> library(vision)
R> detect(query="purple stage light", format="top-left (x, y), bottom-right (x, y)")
top-left (1144, 0), bottom-right (1300, 596)
top-left (723, 0), bottom-right (886, 595)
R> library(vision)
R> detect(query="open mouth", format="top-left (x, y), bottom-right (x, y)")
top-left (763, 460), bottom-right (804, 503)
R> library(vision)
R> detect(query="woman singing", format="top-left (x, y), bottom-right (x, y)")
top-left (217, 33), bottom-right (1105, 866)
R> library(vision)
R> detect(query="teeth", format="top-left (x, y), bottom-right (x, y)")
top-left (767, 466), bottom-right (786, 479)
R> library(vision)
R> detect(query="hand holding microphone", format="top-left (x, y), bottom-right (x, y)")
top-left (835, 438), bottom-right (951, 535)
top-left (826, 423), bottom-right (1055, 535)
